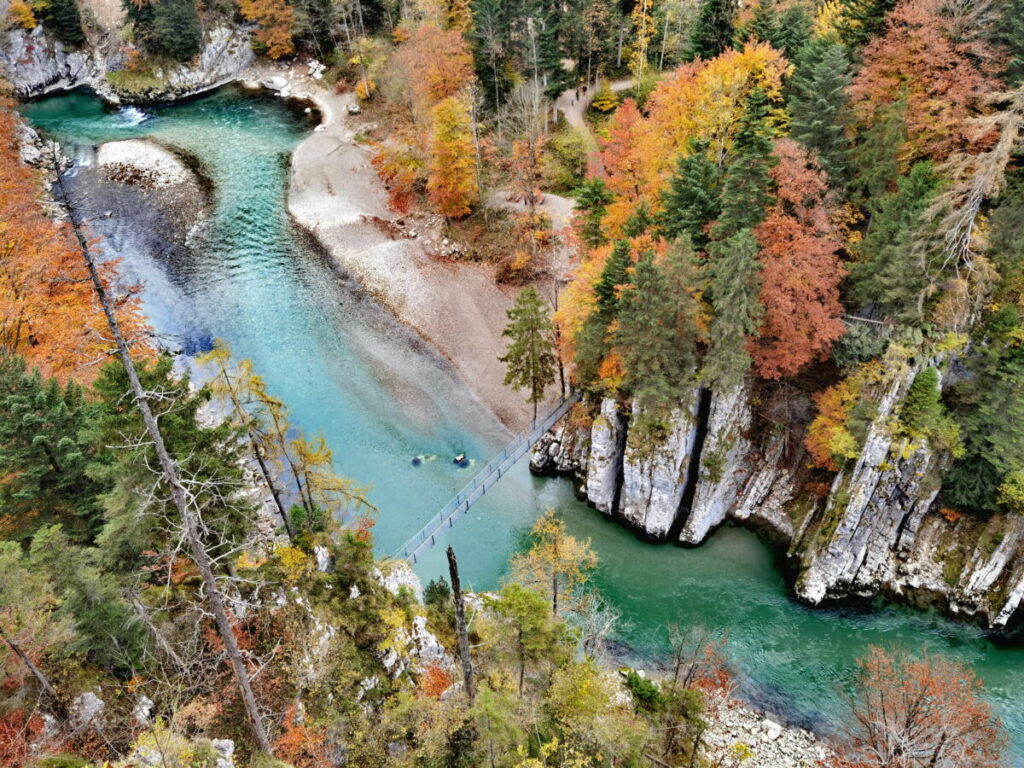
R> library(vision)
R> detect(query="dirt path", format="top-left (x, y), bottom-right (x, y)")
top-left (552, 78), bottom-right (634, 176)
top-left (248, 64), bottom-right (558, 432)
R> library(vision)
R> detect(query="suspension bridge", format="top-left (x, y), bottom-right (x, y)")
top-left (393, 392), bottom-right (582, 564)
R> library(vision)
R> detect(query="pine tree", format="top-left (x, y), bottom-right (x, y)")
top-left (789, 40), bottom-right (852, 185)
top-left (499, 287), bottom-right (558, 422)
top-left (616, 252), bottom-right (697, 409)
top-left (837, 0), bottom-right (896, 47)
top-left (686, 0), bottom-right (735, 60)
top-left (0, 355), bottom-right (104, 543)
top-left (849, 161), bottom-right (938, 319)
top-left (703, 229), bottom-right (763, 390)
top-left (657, 138), bottom-right (721, 249)
top-left (44, 0), bottom-right (86, 46)
top-left (574, 177), bottom-right (614, 248)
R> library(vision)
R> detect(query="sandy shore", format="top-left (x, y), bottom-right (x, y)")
top-left (253, 65), bottom-right (559, 432)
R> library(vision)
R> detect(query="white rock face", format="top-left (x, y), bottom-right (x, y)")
top-left (618, 398), bottom-right (699, 539)
top-left (585, 398), bottom-right (626, 514)
top-left (1, 26), bottom-right (253, 101)
top-left (378, 560), bottom-right (424, 603)
top-left (0, 27), bottom-right (98, 98)
top-left (71, 691), bottom-right (105, 729)
top-left (678, 385), bottom-right (753, 544)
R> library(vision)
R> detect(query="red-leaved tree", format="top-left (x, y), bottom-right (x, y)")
top-left (750, 139), bottom-right (846, 379)
top-left (841, 646), bottom-right (1008, 768)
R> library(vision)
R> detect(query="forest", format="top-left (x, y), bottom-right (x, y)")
top-left (3, 0), bottom-right (1024, 764)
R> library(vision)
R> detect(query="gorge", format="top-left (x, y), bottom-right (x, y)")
top-left (20, 83), bottom-right (1024, 758)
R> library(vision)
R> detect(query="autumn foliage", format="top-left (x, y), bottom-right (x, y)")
top-left (848, 0), bottom-right (1000, 163)
top-left (238, 0), bottom-right (296, 59)
top-left (0, 103), bottom-right (148, 384)
top-left (750, 139), bottom-right (846, 379)
top-left (840, 647), bottom-right (1007, 768)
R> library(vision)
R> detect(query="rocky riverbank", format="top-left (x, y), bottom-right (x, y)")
top-left (274, 64), bottom-right (557, 431)
top-left (531, 361), bottom-right (1024, 630)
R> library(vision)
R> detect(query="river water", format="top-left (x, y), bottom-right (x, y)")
top-left (22, 86), bottom-right (1024, 757)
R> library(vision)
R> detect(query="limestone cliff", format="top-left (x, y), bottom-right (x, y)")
top-left (531, 368), bottom-right (1024, 629)
top-left (1, 25), bottom-right (253, 101)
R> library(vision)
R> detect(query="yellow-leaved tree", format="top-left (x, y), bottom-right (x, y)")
top-left (510, 509), bottom-right (598, 617)
top-left (427, 96), bottom-right (479, 219)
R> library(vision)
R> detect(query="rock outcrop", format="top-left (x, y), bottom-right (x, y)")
top-left (531, 363), bottom-right (1024, 628)
top-left (584, 398), bottom-right (626, 515)
top-left (618, 398), bottom-right (699, 539)
top-left (1, 25), bottom-right (253, 102)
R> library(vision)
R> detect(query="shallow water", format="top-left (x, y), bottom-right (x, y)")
top-left (23, 87), bottom-right (1024, 759)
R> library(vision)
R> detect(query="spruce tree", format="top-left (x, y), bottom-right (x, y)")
top-left (294, 0), bottom-right (336, 57)
top-left (996, 0), bottom-right (1024, 86)
top-left (703, 230), bottom-right (763, 390)
top-left (617, 252), bottom-right (697, 409)
top-left (702, 88), bottom-right (776, 390)
top-left (686, 0), bottom-right (734, 60)
top-left (837, 0), bottom-right (897, 48)
top-left (149, 0), bottom-right (203, 61)
top-left (657, 138), bottom-right (721, 249)
top-left (849, 162), bottom-right (938, 319)
top-left (0, 355), bottom-right (104, 543)
top-left (711, 88), bottom-right (777, 240)
top-left (574, 177), bottom-right (614, 248)
top-left (945, 307), bottom-right (1024, 512)
top-left (45, 0), bottom-right (86, 47)
top-left (499, 287), bottom-right (558, 422)
top-left (594, 239), bottom-right (632, 315)
top-left (789, 40), bottom-right (852, 185)
top-left (850, 93), bottom-right (906, 205)
top-left (900, 367), bottom-right (943, 436)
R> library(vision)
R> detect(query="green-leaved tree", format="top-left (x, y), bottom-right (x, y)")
top-left (499, 286), bottom-right (557, 423)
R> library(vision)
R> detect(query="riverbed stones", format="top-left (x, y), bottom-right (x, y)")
top-left (702, 698), bottom-right (834, 768)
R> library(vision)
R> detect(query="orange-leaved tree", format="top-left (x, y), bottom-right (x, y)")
top-left (0, 103), bottom-right (149, 384)
top-left (427, 96), bottom-right (478, 219)
top-left (750, 138), bottom-right (846, 379)
top-left (848, 0), bottom-right (1000, 163)
top-left (841, 646), bottom-right (1007, 768)
top-left (238, 0), bottom-right (296, 59)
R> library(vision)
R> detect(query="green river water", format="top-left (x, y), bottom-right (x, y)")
top-left (22, 86), bottom-right (1024, 759)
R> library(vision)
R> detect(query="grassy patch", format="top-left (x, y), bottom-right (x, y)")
top-left (105, 69), bottom-right (166, 95)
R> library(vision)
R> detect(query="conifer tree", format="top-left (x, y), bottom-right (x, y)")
top-left (711, 88), bottom-right (777, 239)
top-left (997, 0), bottom-right (1024, 86)
top-left (850, 93), bottom-right (906, 204)
top-left (574, 177), bottom-right (614, 248)
top-left (0, 355), bottom-right (104, 543)
top-left (703, 230), bottom-right (762, 390)
top-left (837, 0), bottom-right (896, 47)
top-left (789, 40), bottom-right (852, 185)
top-left (946, 306), bottom-right (1024, 512)
top-left (686, 0), bottom-right (734, 60)
top-left (499, 287), bottom-right (557, 422)
top-left (43, 0), bottom-right (85, 46)
top-left (152, 0), bottom-right (203, 60)
top-left (850, 161), bottom-right (938, 319)
top-left (657, 139), bottom-right (721, 248)
top-left (701, 89), bottom-right (776, 389)
top-left (594, 240), bottom-right (632, 315)
top-left (616, 252), bottom-right (697, 410)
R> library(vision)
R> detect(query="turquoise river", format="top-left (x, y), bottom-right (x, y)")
top-left (22, 86), bottom-right (1024, 759)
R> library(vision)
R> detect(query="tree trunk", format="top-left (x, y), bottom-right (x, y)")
top-left (56, 172), bottom-right (274, 756)
top-left (551, 571), bottom-right (558, 617)
top-left (0, 629), bottom-right (66, 720)
top-left (447, 546), bottom-right (475, 704)
top-left (517, 628), bottom-right (526, 696)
